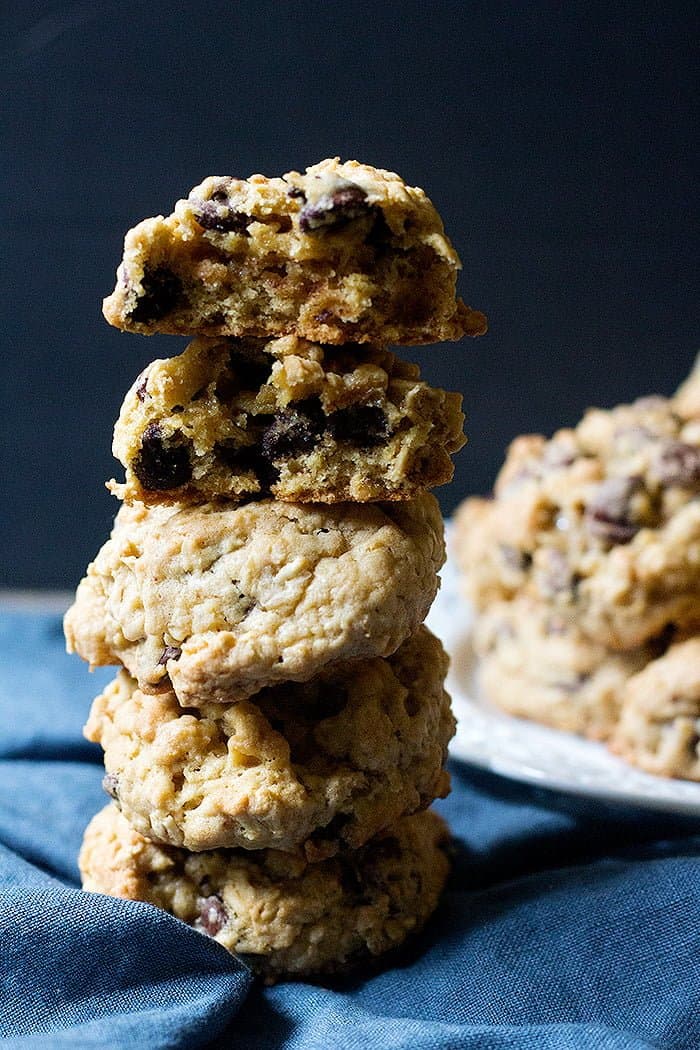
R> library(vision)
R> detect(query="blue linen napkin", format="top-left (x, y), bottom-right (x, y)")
top-left (1, 609), bottom-right (700, 1050)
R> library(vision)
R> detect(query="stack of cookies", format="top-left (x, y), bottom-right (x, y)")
top-left (455, 360), bottom-right (700, 780)
top-left (65, 159), bottom-right (487, 979)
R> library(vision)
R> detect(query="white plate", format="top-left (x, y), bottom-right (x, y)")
top-left (428, 534), bottom-right (700, 816)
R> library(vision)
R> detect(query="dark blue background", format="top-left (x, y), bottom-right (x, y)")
top-left (2, 0), bottom-right (698, 588)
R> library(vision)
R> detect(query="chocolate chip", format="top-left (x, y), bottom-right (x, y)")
top-left (214, 440), bottom-right (279, 491)
top-left (287, 186), bottom-right (306, 200)
top-left (500, 545), bottom-right (533, 572)
top-left (314, 309), bottom-right (337, 325)
top-left (132, 423), bottom-right (193, 491)
top-left (129, 267), bottom-right (183, 324)
top-left (158, 645), bottom-right (182, 666)
top-left (364, 209), bottom-right (392, 254)
top-left (102, 772), bottom-right (119, 800)
top-left (136, 370), bottom-right (150, 402)
top-left (197, 895), bottom-right (228, 937)
top-left (260, 398), bottom-right (326, 460)
top-left (193, 200), bottom-right (253, 234)
top-left (327, 405), bottom-right (389, 448)
top-left (299, 182), bottom-right (373, 232)
top-left (585, 476), bottom-right (643, 544)
top-left (210, 181), bottom-right (232, 203)
top-left (652, 441), bottom-right (700, 489)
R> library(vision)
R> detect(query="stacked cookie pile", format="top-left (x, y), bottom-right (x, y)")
top-left (455, 359), bottom-right (700, 780)
top-left (65, 159), bottom-right (487, 979)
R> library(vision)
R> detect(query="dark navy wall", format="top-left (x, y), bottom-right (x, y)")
top-left (2, 0), bottom-right (698, 587)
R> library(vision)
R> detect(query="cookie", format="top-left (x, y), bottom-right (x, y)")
top-left (79, 804), bottom-right (450, 979)
top-left (109, 335), bottom-right (465, 505)
top-left (455, 394), bottom-right (700, 649)
top-left (102, 158), bottom-right (487, 346)
top-left (84, 627), bottom-right (454, 855)
top-left (610, 637), bottom-right (700, 779)
top-left (675, 353), bottom-right (700, 420)
top-left (473, 598), bottom-right (653, 740)
top-left (64, 495), bottom-right (445, 705)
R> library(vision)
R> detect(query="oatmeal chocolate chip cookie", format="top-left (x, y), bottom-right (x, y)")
top-left (102, 157), bottom-right (487, 345)
top-left (473, 598), bottom-right (653, 740)
top-left (64, 495), bottom-right (445, 705)
top-left (455, 394), bottom-right (700, 649)
top-left (79, 804), bottom-right (450, 979)
top-left (610, 637), bottom-right (700, 780)
top-left (110, 335), bottom-right (465, 505)
top-left (85, 628), bottom-right (454, 855)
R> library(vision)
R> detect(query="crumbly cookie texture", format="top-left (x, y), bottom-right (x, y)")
top-left (455, 394), bottom-right (700, 649)
top-left (79, 804), bottom-right (450, 980)
top-left (473, 598), bottom-right (654, 740)
top-left (85, 628), bottom-right (454, 855)
top-left (109, 335), bottom-right (465, 505)
top-left (102, 158), bottom-right (486, 346)
top-left (610, 637), bottom-right (700, 780)
top-left (64, 495), bottom-right (445, 705)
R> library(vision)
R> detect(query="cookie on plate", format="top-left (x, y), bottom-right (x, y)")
top-left (110, 335), bottom-right (466, 505)
top-left (102, 157), bottom-right (486, 346)
top-left (455, 394), bottom-right (700, 649)
top-left (610, 637), bottom-right (700, 780)
top-left (64, 495), bottom-right (445, 705)
top-left (85, 628), bottom-right (454, 855)
top-left (79, 804), bottom-right (450, 979)
top-left (473, 597), bottom-right (653, 740)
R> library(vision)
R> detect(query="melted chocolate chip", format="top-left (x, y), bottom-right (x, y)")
top-left (132, 424), bottom-right (193, 490)
top-left (299, 182), bottom-right (373, 232)
top-left (214, 440), bottom-right (279, 491)
top-left (197, 895), bottom-right (228, 936)
top-left (130, 267), bottom-right (183, 324)
top-left (102, 772), bottom-right (119, 800)
top-left (287, 186), bottom-right (306, 200)
top-left (585, 476), bottom-right (643, 544)
top-left (193, 200), bottom-right (253, 234)
top-left (158, 645), bottom-right (182, 666)
top-left (653, 441), bottom-right (700, 489)
top-left (261, 398), bottom-right (326, 460)
top-left (364, 208), bottom-right (392, 254)
top-left (327, 405), bottom-right (389, 448)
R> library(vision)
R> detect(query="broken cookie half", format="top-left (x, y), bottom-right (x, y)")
top-left (103, 157), bottom-right (486, 345)
top-left (109, 334), bottom-right (466, 504)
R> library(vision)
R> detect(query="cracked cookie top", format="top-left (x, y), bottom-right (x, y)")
top-left (84, 627), bottom-right (454, 855)
top-left (64, 495), bottom-right (445, 705)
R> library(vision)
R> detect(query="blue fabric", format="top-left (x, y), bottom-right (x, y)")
top-left (2, 610), bottom-right (700, 1049)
